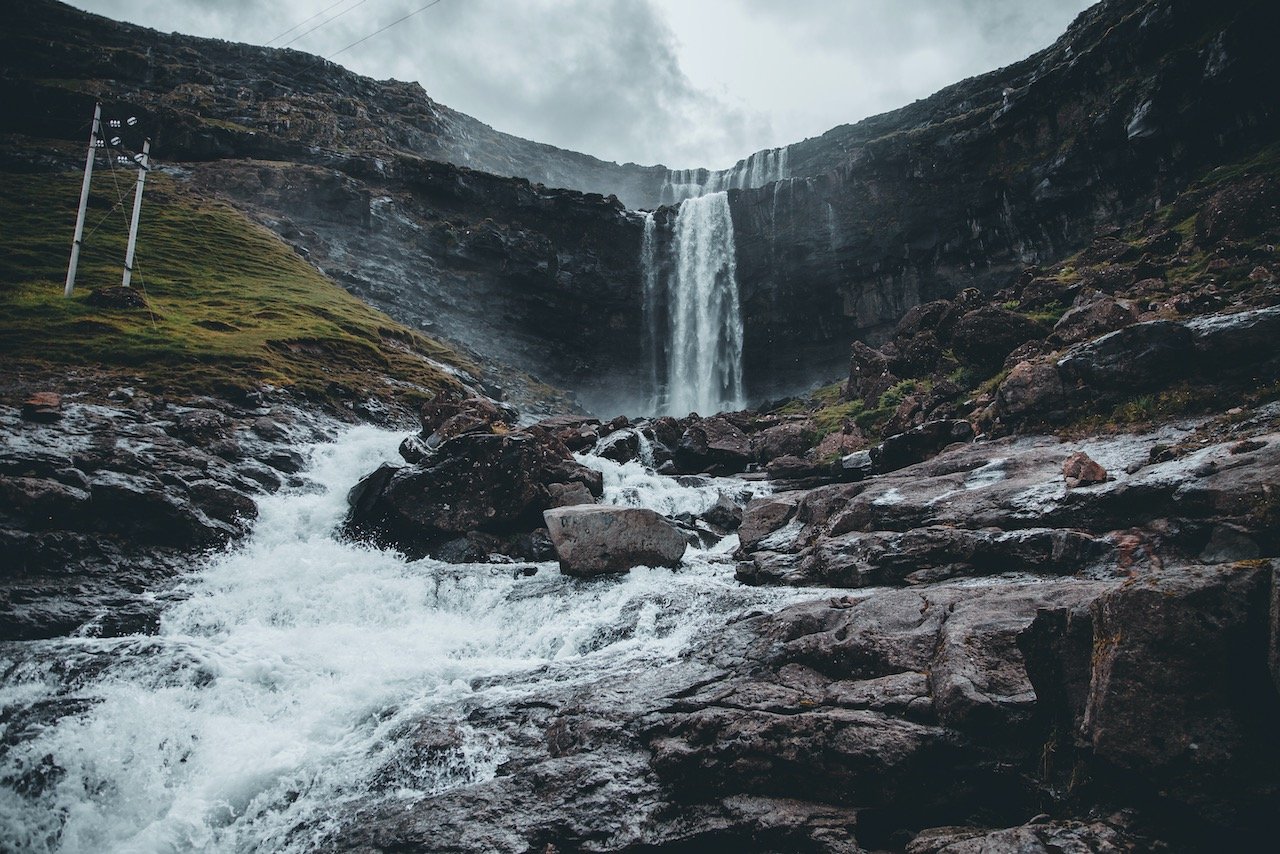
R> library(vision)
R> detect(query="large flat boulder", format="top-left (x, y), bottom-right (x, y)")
top-left (543, 505), bottom-right (687, 576)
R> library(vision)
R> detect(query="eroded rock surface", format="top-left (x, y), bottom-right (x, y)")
top-left (0, 395), bottom-right (331, 639)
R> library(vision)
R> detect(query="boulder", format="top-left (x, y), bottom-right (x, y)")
top-left (996, 359), bottom-right (1065, 422)
top-left (345, 430), bottom-right (602, 557)
top-left (20, 392), bottom-right (61, 423)
top-left (1062, 451), bottom-right (1107, 488)
top-left (1185, 306), bottom-right (1280, 367)
top-left (951, 307), bottom-right (1049, 374)
top-left (595, 428), bottom-right (642, 464)
top-left (675, 416), bottom-right (752, 474)
top-left (870, 420), bottom-right (974, 474)
top-left (846, 340), bottom-right (898, 403)
top-left (533, 415), bottom-right (601, 452)
top-left (542, 505), bottom-right (687, 576)
top-left (1082, 562), bottom-right (1280, 830)
top-left (892, 299), bottom-right (961, 344)
top-left (1050, 295), bottom-right (1139, 345)
top-left (547, 481), bottom-right (596, 508)
top-left (738, 494), bottom-right (802, 553)
top-left (1056, 320), bottom-right (1193, 390)
top-left (751, 419), bottom-right (816, 464)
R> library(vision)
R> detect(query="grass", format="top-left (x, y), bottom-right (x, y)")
top-left (0, 169), bottom-right (472, 408)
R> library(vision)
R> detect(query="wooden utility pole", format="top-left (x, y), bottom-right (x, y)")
top-left (121, 137), bottom-right (150, 289)
top-left (65, 102), bottom-right (102, 297)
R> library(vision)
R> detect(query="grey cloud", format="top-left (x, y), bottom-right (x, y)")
top-left (75, 0), bottom-right (771, 168)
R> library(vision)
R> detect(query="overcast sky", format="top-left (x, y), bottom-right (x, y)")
top-left (71, 0), bottom-right (1095, 169)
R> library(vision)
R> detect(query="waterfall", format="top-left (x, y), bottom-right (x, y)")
top-left (640, 212), bottom-right (662, 405)
top-left (662, 191), bottom-right (744, 416)
top-left (659, 146), bottom-right (789, 205)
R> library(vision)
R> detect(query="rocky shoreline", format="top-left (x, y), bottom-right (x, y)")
top-left (0, 383), bottom-right (350, 640)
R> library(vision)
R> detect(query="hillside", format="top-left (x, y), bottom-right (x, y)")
top-left (0, 151), bottom-right (484, 416)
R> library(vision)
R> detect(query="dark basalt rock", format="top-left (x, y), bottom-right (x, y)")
top-left (345, 428), bottom-right (603, 559)
top-left (738, 421), bottom-right (1280, 590)
top-left (675, 416), bottom-right (753, 475)
top-left (0, 398), bottom-right (330, 640)
top-left (869, 419), bottom-right (975, 474)
top-left (950, 307), bottom-right (1049, 375)
top-left (1057, 320), bottom-right (1194, 391)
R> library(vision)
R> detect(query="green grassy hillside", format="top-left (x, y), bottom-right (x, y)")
top-left (0, 164), bottom-right (473, 408)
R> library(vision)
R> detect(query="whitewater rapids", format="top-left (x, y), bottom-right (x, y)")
top-left (0, 426), bottom-right (831, 852)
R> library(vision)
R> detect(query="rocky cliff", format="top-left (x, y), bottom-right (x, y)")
top-left (727, 0), bottom-right (1279, 401)
top-left (6, 0), bottom-right (1275, 412)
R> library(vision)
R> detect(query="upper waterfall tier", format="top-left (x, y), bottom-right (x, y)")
top-left (659, 147), bottom-right (790, 206)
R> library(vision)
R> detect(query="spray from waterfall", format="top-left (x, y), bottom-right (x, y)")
top-left (642, 192), bottom-right (744, 416)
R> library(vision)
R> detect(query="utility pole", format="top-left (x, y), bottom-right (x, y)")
top-left (65, 102), bottom-right (102, 297)
top-left (121, 137), bottom-right (150, 289)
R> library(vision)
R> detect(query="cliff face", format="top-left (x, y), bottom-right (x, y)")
top-left (727, 0), bottom-right (1279, 402)
top-left (186, 156), bottom-right (648, 415)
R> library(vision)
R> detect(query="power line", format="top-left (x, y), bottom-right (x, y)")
top-left (279, 0), bottom-right (373, 50)
top-left (264, 0), bottom-right (352, 46)
top-left (328, 0), bottom-right (447, 59)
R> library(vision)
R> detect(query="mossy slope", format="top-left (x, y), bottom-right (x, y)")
top-left (0, 166), bottom-right (472, 407)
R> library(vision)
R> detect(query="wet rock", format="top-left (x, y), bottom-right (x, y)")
top-left (951, 307), bottom-right (1049, 375)
top-left (870, 420), bottom-right (974, 474)
top-left (532, 415), bottom-right (601, 452)
top-left (1062, 451), bottom-right (1107, 488)
top-left (0, 399), bottom-right (325, 639)
top-left (543, 505), bottom-right (687, 576)
top-left (595, 428), bottom-right (642, 464)
top-left (840, 450), bottom-right (874, 480)
top-left (676, 416), bottom-right (752, 474)
top-left (700, 494), bottom-right (744, 531)
top-left (1057, 320), bottom-right (1193, 390)
top-left (1082, 561), bottom-right (1280, 831)
top-left (345, 430), bottom-right (602, 557)
top-left (1185, 305), bottom-right (1280, 367)
top-left (546, 481), bottom-right (596, 508)
top-left (738, 494), bottom-right (801, 552)
top-left (20, 392), bottom-right (61, 423)
top-left (760, 526), bottom-right (1107, 589)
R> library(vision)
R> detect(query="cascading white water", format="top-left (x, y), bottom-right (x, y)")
top-left (640, 212), bottom-right (661, 405)
top-left (0, 426), bottom-right (830, 853)
top-left (659, 146), bottom-right (789, 204)
top-left (665, 191), bottom-right (744, 416)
